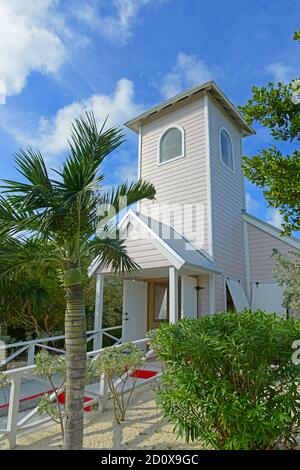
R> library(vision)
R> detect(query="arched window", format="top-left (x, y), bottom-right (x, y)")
top-left (220, 128), bottom-right (233, 170)
top-left (159, 126), bottom-right (184, 164)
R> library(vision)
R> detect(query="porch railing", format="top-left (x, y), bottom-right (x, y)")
top-left (0, 325), bottom-right (122, 368)
top-left (0, 338), bottom-right (158, 450)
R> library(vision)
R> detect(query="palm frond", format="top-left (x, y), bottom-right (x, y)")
top-left (0, 195), bottom-right (41, 237)
top-left (89, 236), bottom-right (139, 274)
top-left (98, 179), bottom-right (156, 227)
top-left (0, 236), bottom-right (64, 278)
top-left (53, 112), bottom-right (124, 204)
top-left (1, 148), bottom-right (55, 211)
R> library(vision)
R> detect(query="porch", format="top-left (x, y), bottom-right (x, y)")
top-left (90, 210), bottom-right (224, 348)
top-left (92, 268), bottom-right (213, 348)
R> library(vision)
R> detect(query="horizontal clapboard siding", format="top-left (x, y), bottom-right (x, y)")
top-left (208, 96), bottom-right (246, 311)
top-left (101, 225), bottom-right (170, 273)
top-left (140, 95), bottom-right (209, 252)
top-left (248, 223), bottom-right (298, 281)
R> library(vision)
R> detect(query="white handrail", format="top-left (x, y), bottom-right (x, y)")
top-left (0, 326), bottom-right (122, 351)
top-left (0, 346), bottom-right (29, 367)
top-left (0, 325), bottom-right (122, 367)
top-left (0, 335), bottom-right (152, 450)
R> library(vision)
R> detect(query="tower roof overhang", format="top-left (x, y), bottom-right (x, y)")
top-left (125, 80), bottom-right (255, 137)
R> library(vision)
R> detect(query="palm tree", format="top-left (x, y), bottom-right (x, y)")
top-left (0, 112), bottom-right (156, 449)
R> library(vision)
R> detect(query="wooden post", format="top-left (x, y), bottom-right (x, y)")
top-left (209, 274), bottom-right (216, 314)
top-left (169, 267), bottom-right (179, 324)
top-left (7, 374), bottom-right (22, 449)
top-left (99, 373), bottom-right (108, 411)
top-left (93, 273), bottom-right (104, 351)
top-left (27, 344), bottom-right (35, 366)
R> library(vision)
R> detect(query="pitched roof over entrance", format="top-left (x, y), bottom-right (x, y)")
top-left (137, 213), bottom-right (222, 274)
top-left (88, 210), bottom-right (223, 277)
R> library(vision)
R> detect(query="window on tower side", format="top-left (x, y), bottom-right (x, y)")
top-left (159, 126), bottom-right (184, 164)
top-left (220, 128), bottom-right (234, 170)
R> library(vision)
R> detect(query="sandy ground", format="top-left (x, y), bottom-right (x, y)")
top-left (0, 384), bottom-right (203, 450)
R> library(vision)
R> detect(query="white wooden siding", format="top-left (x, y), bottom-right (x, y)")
top-left (139, 95), bottom-right (209, 252)
top-left (247, 223), bottom-right (298, 281)
top-left (101, 224), bottom-right (170, 273)
top-left (198, 274), bottom-right (210, 315)
top-left (208, 96), bottom-right (246, 311)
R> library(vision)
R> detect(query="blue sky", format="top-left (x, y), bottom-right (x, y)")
top-left (0, 0), bottom-right (299, 231)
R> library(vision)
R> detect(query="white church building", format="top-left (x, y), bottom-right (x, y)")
top-left (89, 80), bottom-right (300, 346)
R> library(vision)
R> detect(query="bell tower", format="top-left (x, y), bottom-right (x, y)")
top-left (125, 81), bottom-right (254, 311)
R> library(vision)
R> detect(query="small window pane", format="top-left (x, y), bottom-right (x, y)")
top-left (220, 129), bottom-right (233, 170)
top-left (160, 127), bottom-right (182, 163)
top-left (154, 286), bottom-right (168, 320)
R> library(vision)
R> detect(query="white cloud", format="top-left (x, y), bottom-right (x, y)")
top-left (75, 0), bottom-right (161, 45)
top-left (0, 0), bottom-right (67, 103)
top-left (32, 78), bottom-right (143, 158)
top-left (161, 52), bottom-right (215, 99)
top-left (265, 62), bottom-right (295, 83)
top-left (246, 193), bottom-right (261, 212)
top-left (111, 150), bottom-right (137, 182)
top-left (265, 208), bottom-right (284, 229)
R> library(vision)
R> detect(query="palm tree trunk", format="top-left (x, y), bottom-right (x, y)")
top-left (64, 283), bottom-right (87, 450)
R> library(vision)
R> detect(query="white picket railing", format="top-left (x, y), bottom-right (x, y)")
top-left (0, 337), bottom-right (159, 449)
top-left (0, 325), bottom-right (122, 368)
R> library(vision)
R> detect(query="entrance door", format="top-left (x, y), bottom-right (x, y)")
top-left (122, 280), bottom-right (147, 343)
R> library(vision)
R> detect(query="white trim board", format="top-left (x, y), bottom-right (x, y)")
top-left (243, 212), bottom-right (300, 251)
top-left (243, 219), bottom-right (251, 301)
top-left (204, 93), bottom-right (214, 258)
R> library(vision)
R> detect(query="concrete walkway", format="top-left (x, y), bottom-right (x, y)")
top-left (0, 360), bottom-right (162, 433)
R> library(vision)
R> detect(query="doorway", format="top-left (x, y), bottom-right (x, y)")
top-left (147, 279), bottom-right (182, 330)
top-left (147, 281), bottom-right (169, 330)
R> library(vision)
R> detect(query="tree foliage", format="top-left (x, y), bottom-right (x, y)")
top-left (92, 343), bottom-right (145, 424)
top-left (150, 311), bottom-right (300, 450)
top-left (239, 30), bottom-right (300, 235)
top-left (85, 277), bottom-right (123, 331)
top-left (294, 29), bottom-right (300, 41)
top-left (0, 372), bottom-right (8, 389)
top-left (35, 350), bottom-right (98, 441)
top-left (0, 111), bottom-right (156, 449)
top-left (272, 249), bottom-right (300, 317)
top-left (0, 263), bottom-right (66, 338)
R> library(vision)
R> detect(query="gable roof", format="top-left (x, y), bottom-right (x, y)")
top-left (243, 211), bottom-right (300, 250)
top-left (136, 213), bottom-right (222, 273)
top-left (125, 80), bottom-right (255, 137)
top-left (88, 210), bottom-right (223, 277)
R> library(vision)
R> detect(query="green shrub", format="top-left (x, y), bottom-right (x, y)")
top-left (93, 343), bottom-right (145, 424)
top-left (0, 372), bottom-right (8, 389)
top-left (35, 351), bottom-right (97, 440)
top-left (149, 310), bottom-right (300, 450)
